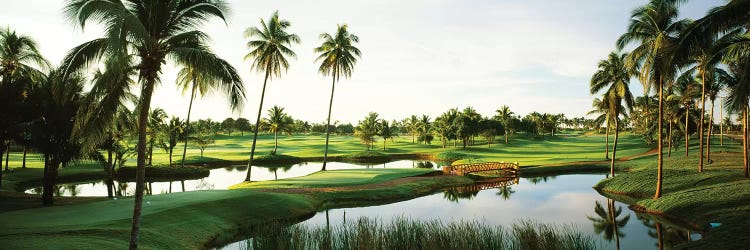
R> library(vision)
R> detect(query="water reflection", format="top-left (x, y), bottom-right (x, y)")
top-left (587, 199), bottom-right (630, 250)
top-left (220, 174), bottom-right (696, 250)
top-left (26, 160), bottom-right (442, 197)
top-left (636, 213), bottom-right (700, 249)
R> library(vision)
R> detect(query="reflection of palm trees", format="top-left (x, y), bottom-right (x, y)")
top-left (442, 189), bottom-right (479, 203)
top-left (636, 213), bottom-right (693, 249)
top-left (587, 199), bottom-right (630, 250)
top-left (527, 176), bottom-right (556, 184)
top-left (496, 186), bottom-right (515, 200)
top-left (64, 184), bottom-right (80, 197)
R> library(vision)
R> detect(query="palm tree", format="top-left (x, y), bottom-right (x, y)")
top-left (617, 0), bottom-right (688, 199)
top-left (28, 70), bottom-right (85, 206)
top-left (243, 11), bottom-right (299, 179)
top-left (147, 108), bottom-right (168, 166)
top-left (378, 120), bottom-right (397, 151)
top-left (588, 97), bottom-right (612, 160)
top-left (405, 115), bottom-right (419, 143)
top-left (62, 1), bottom-right (241, 248)
top-left (669, 73), bottom-right (700, 157)
top-left (494, 105), bottom-right (515, 144)
top-left (315, 24), bottom-right (361, 171)
top-left (159, 117), bottom-right (185, 166)
top-left (176, 63), bottom-right (244, 167)
top-left (587, 199), bottom-right (631, 250)
top-left (261, 106), bottom-right (293, 155)
top-left (496, 186), bottom-right (515, 200)
top-left (705, 73), bottom-right (723, 163)
top-left (722, 60), bottom-right (750, 177)
top-left (418, 115), bottom-right (432, 144)
top-left (591, 52), bottom-right (635, 177)
top-left (355, 112), bottom-right (379, 150)
top-left (0, 28), bottom-right (50, 186)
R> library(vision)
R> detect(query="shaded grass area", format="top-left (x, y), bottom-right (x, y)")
top-left (244, 217), bottom-right (598, 250)
top-left (594, 136), bottom-right (749, 249)
top-left (0, 169), bottom-right (474, 249)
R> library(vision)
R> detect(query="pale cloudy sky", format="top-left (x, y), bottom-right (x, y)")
top-left (1, 0), bottom-right (724, 124)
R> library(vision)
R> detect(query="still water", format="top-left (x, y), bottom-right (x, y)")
top-left (220, 174), bottom-right (702, 250)
top-left (25, 160), bottom-right (445, 197)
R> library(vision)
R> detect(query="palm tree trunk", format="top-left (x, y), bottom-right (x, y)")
top-left (707, 100), bottom-right (715, 164)
top-left (107, 150), bottom-right (114, 198)
top-left (274, 131), bottom-right (278, 155)
top-left (654, 76), bottom-right (664, 199)
top-left (42, 156), bottom-right (59, 206)
top-left (698, 70), bottom-right (706, 172)
top-left (608, 199), bottom-right (621, 250)
top-left (610, 115), bottom-right (620, 178)
top-left (321, 72), bottom-right (338, 171)
top-left (720, 101), bottom-right (724, 146)
top-left (129, 77), bottom-right (156, 250)
top-left (668, 121), bottom-right (673, 157)
top-left (383, 137), bottom-right (386, 151)
top-left (0, 144), bottom-right (3, 188)
top-left (4, 143), bottom-right (9, 171)
top-left (245, 67), bottom-right (271, 181)
top-left (656, 222), bottom-right (664, 250)
top-left (180, 78), bottom-right (198, 168)
top-left (742, 105), bottom-right (750, 178)
top-left (605, 125), bottom-right (610, 160)
top-left (505, 129), bottom-right (509, 144)
top-left (148, 140), bottom-right (154, 166)
top-left (21, 146), bottom-right (27, 168)
top-left (685, 107), bottom-right (689, 157)
top-left (168, 148), bottom-right (173, 167)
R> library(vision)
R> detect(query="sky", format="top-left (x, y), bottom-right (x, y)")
top-left (0, 0), bottom-right (726, 124)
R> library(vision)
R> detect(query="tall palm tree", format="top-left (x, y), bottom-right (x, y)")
top-left (176, 63), bottom-right (244, 167)
top-left (589, 97), bottom-right (612, 160)
top-left (617, 0), bottom-right (688, 199)
top-left (315, 24), bottom-right (361, 171)
top-left (243, 11), bottom-right (299, 179)
top-left (405, 115), bottom-right (419, 143)
top-left (159, 117), bottom-right (185, 166)
top-left (261, 105), bottom-right (293, 155)
top-left (722, 60), bottom-right (750, 177)
top-left (418, 115), bottom-right (432, 144)
top-left (495, 105), bottom-right (515, 144)
top-left (669, 73), bottom-right (701, 157)
top-left (62, 1), bottom-right (242, 248)
top-left (705, 72), bottom-right (723, 163)
top-left (591, 52), bottom-right (635, 177)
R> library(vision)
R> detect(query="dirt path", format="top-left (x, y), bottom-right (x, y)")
top-left (255, 175), bottom-right (456, 194)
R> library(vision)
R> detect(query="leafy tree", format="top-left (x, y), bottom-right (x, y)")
top-left (617, 0), bottom-right (688, 198)
top-left (0, 28), bottom-right (49, 185)
top-left (244, 11), bottom-right (299, 178)
top-left (221, 118), bottom-right (236, 136)
top-left (480, 119), bottom-right (503, 147)
top-left (61, 1), bottom-right (240, 246)
top-left (28, 70), bottom-right (85, 206)
top-left (355, 112), bottom-right (379, 150)
top-left (234, 118), bottom-right (251, 136)
top-left (434, 109), bottom-right (458, 148)
top-left (191, 132), bottom-right (214, 157)
top-left (261, 106), bottom-right (293, 155)
top-left (315, 24), bottom-right (361, 171)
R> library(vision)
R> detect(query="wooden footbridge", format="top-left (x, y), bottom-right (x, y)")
top-left (443, 162), bottom-right (520, 176)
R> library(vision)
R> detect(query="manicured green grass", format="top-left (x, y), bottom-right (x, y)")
top-left (1, 131), bottom-right (652, 171)
top-left (594, 136), bottom-right (749, 249)
top-left (230, 168), bottom-right (436, 189)
top-left (0, 169), bottom-right (473, 249)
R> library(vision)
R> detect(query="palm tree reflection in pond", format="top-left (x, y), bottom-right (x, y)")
top-left (496, 186), bottom-right (515, 200)
top-left (442, 188), bottom-right (479, 203)
top-left (587, 199), bottom-right (630, 250)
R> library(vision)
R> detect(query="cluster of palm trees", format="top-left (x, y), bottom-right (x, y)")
top-left (592, 0), bottom-right (750, 198)
top-left (2, 1), bottom-right (362, 248)
top-left (353, 112), bottom-right (398, 150)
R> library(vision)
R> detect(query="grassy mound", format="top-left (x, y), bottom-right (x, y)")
top-left (230, 168), bottom-right (436, 189)
top-left (433, 151), bottom-right (473, 161)
top-left (115, 166), bottom-right (209, 181)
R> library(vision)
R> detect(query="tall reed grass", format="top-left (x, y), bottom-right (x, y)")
top-left (237, 217), bottom-right (599, 250)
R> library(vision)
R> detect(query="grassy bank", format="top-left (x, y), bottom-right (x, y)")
top-left (594, 137), bottom-right (749, 249)
top-left (0, 169), bottom-right (473, 249)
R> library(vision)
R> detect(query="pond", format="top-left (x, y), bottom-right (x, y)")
top-left (25, 160), bottom-right (446, 197)
top-left (219, 174), bottom-right (702, 250)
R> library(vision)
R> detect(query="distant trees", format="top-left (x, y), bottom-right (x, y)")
top-left (379, 120), bottom-right (398, 150)
top-left (159, 117), bottom-right (185, 166)
top-left (262, 106), bottom-right (293, 155)
top-left (235, 118), bottom-right (252, 136)
top-left (355, 112), bottom-right (379, 150)
top-left (222, 118), bottom-right (236, 136)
